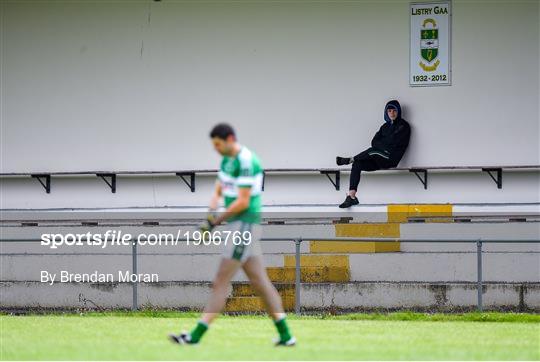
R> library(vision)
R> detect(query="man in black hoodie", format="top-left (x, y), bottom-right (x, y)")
top-left (336, 100), bottom-right (411, 208)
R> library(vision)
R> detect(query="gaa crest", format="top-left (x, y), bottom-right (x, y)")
top-left (419, 18), bottom-right (440, 71)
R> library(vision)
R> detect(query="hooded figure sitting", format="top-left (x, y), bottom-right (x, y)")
top-left (336, 100), bottom-right (411, 208)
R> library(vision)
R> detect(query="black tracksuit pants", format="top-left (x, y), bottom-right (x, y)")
top-left (349, 148), bottom-right (395, 191)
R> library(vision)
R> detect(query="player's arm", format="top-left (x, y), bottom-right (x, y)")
top-left (212, 187), bottom-right (250, 226)
top-left (199, 180), bottom-right (223, 233)
top-left (208, 180), bottom-right (222, 211)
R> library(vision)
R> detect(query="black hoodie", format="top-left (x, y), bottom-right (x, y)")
top-left (371, 100), bottom-right (411, 166)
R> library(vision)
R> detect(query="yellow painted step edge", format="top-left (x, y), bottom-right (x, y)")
top-left (232, 283), bottom-right (295, 297)
top-left (388, 204), bottom-right (453, 223)
top-left (335, 223), bottom-right (400, 237)
top-left (266, 266), bottom-right (350, 283)
top-left (309, 240), bottom-right (400, 253)
top-left (283, 254), bottom-right (350, 268)
top-left (225, 296), bottom-right (295, 312)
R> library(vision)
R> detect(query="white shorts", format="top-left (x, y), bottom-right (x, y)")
top-left (221, 221), bottom-right (262, 263)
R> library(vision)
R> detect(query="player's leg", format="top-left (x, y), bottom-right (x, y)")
top-left (201, 257), bottom-right (242, 324)
top-left (170, 257), bottom-right (241, 345)
top-left (242, 256), bottom-right (295, 346)
top-left (242, 255), bottom-right (284, 318)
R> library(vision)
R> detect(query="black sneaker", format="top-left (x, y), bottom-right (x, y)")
top-left (169, 332), bottom-right (197, 345)
top-left (336, 156), bottom-right (351, 166)
top-left (274, 336), bottom-right (297, 347)
top-left (339, 195), bottom-right (359, 208)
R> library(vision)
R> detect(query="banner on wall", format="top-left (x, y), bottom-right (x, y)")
top-left (410, 1), bottom-right (451, 86)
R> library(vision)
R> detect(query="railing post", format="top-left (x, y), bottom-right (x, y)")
top-left (132, 240), bottom-right (138, 311)
top-left (294, 238), bottom-right (302, 315)
top-left (476, 239), bottom-right (483, 312)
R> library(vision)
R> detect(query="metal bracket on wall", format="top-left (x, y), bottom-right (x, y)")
top-left (176, 172), bottom-right (196, 192)
top-left (96, 173), bottom-right (117, 193)
top-left (261, 171), bottom-right (266, 191)
top-left (31, 174), bottom-right (51, 193)
top-left (320, 170), bottom-right (340, 191)
top-left (482, 168), bottom-right (502, 189)
top-left (410, 168), bottom-right (428, 189)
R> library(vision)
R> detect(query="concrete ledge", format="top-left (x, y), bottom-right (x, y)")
top-left (301, 282), bottom-right (540, 312)
top-left (1, 281), bottom-right (538, 311)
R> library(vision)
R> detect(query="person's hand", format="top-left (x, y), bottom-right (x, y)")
top-left (199, 212), bottom-right (217, 233)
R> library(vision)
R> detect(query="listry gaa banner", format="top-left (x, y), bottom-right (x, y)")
top-left (410, 1), bottom-right (451, 86)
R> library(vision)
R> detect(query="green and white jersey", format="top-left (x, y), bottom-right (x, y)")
top-left (218, 145), bottom-right (263, 224)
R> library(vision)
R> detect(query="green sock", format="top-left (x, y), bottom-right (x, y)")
top-left (189, 321), bottom-right (208, 343)
top-left (274, 317), bottom-right (292, 342)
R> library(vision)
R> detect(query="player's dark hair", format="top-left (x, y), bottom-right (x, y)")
top-left (210, 123), bottom-right (236, 140)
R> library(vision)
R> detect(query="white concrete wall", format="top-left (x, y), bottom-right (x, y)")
top-left (1, 0), bottom-right (539, 173)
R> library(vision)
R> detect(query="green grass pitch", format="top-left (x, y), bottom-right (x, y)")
top-left (1, 312), bottom-right (539, 360)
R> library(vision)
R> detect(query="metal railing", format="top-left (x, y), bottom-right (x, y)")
top-left (1, 237), bottom-right (539, 313)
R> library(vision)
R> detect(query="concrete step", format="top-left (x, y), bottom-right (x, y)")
top-left (335, 223), bottom-right (400, 237)
top-left (225, 295), bottom-right (295, 312)
top-left (348, 252), bottom-right (540, 282)
top-left (283, 254), bottom-right (349, 268)
top-left (225, 296), bottom-right (265, 312)
top-left (308, 222), bottom-right (401, 253)
top-left (227, 282), bottom-right (296, 312)
top-left (231, 283), bottom-right (295, 297)
top-left (309, 240), bottom-right (400, 253)
top-left (3, 204), bottom-right (537, 226)
top-left (400, 222), bottom-right (540, 252)
top-left (388, 204), bottom-right (453, 223)
top-left (266, 266), bottom-right (350, 283)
